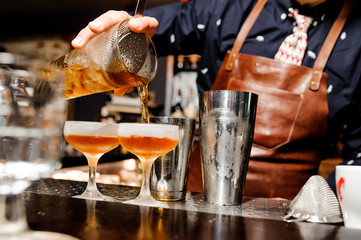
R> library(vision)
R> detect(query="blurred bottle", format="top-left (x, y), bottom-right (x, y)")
top-left (170, 55), bottom-right (200, 119)
top-left (0, 67), bottom-right (12, 126)
top-left (171, 89), bottom-right (184, 117)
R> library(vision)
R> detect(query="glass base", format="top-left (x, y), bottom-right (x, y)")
top-left (151, 190), bottom-right (186, 202)
top-left (73, 189), bottom-right (114, 202)
top-left (0, 230), bottom-right (79, 240)
top-left (123, 194), bottom-right (169, 208)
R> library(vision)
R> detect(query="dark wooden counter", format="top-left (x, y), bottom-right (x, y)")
top-left (24, 179), bottom-right (361, 240)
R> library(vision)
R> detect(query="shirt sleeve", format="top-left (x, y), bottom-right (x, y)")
top-left (144, 0), bottom-right (217, 57)
top-left (341, 83), bottom-right (361, 161)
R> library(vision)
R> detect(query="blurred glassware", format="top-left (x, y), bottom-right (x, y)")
top-left (0, 52), bottom-right (77, 239)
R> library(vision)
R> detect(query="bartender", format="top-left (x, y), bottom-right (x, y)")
top-left (71, 0), bottom-right (361, 199)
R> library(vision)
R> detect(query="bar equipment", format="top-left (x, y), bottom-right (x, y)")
top-left (52, 0), bottom-right (157, 99)
top-left (283, 175), bottom-right (343, 223)
top-left (199, 90), bottom-right (257, 205)
top-left (149, 117), bottom-right (196, 201)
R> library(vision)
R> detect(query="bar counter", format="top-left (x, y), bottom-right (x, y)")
top-left (24, 178), bottom-right (360, 240)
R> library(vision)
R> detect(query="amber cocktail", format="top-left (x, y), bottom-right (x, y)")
top-left (117, 123), bottom-right (179, 207)
top-left (64, 121), bottom-right (119, 201)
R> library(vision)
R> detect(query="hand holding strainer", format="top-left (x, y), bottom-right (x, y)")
top-left (52, 0), bottom-right (157, 99)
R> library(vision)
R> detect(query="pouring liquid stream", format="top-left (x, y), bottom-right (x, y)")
top-left (134, 74), bottom-right (150, 124)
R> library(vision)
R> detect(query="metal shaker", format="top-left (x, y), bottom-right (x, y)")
top-left (199, 90), bottom-right (257, 205)
top-left (150, 116), bottom-right (196, 201)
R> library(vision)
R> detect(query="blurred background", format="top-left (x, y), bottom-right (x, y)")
top-left (0, 0), bottom-right (178, 37)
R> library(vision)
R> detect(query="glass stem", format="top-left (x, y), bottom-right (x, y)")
top-left (85, 155), bottom-right (100, 192)
top-left (139, 158), bottom-right (154, 198)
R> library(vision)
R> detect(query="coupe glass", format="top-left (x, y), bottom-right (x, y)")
top-left (63, 121), bottom-right (119, 201)
top-left (117, 123), bottom-right (179, 207)
top-left (0, 55), bottom-right (76, 239)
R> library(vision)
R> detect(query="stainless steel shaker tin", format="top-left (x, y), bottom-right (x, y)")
top-left (150, 117), bottom-right (196, 201)
top-left (199, 90), bottom-right (258, 205)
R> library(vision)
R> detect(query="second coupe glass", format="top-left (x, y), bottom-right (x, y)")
top-left (117, 123), bottom-right (179, 207)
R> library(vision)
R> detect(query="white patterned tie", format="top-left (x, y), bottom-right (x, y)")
top-left (274, 8), bottom-right (313, 66)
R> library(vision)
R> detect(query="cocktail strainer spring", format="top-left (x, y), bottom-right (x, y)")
top-left (283, 175), bottom-right (343, 223)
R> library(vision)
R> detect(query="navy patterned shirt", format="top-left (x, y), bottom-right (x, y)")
top-left (145, 0), bottom-right (361, 163)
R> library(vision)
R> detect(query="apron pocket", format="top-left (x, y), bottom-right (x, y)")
top-left (227, 77), bottom-right (303, 149)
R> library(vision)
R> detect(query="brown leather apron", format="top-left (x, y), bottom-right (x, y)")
top-left (187, 0), bottom-right (352, 199)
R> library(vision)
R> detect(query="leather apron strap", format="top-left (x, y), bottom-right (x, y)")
top-left (225, 0), bottom-right (267, 71)
top-left (310, 0), bottom-right (353, 90)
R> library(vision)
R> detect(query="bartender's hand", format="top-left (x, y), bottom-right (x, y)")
top-left (71, 10), bottom-right (158, 48)
top-left (71, 11), bottom-right (158, 97)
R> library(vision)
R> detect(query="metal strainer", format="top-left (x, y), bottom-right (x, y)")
top-left (116, 20), bottom-right (149, 74)
top-left (102, 0), bottom-right (156, 87)
top-left (283, 175), bottom-right (343, 223)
